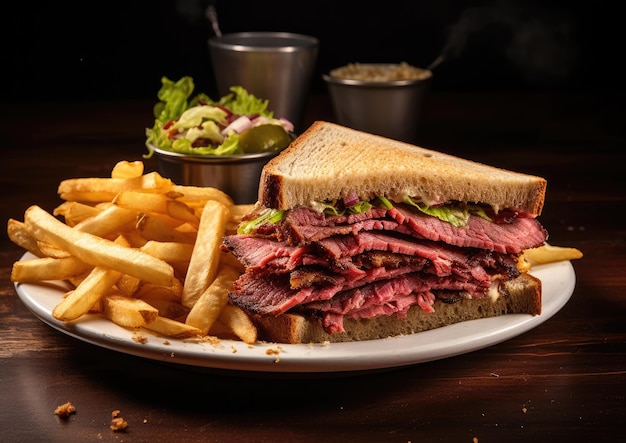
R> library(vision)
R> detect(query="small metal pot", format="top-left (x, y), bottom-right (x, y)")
top-left (152, 146), bottom-right (280, 205)
top-left (323, 64), bottom-right (432, 143)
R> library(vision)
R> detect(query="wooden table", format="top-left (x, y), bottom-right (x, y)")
top-left (1, 91), bottom-right (624, 442)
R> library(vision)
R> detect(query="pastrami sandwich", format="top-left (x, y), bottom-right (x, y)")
top-left (221, 121), bottom-right (547, 344)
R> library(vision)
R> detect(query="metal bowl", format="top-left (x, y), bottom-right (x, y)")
top-left (323, 64), bottom-right (432, 143)
top-left (151, 145), bottom-right (281, 205)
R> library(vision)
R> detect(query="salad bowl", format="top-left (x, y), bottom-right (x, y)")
top-left (145, 76), bottom-right (295, 204)
top-left (151, 144), bottom-right (281, 205)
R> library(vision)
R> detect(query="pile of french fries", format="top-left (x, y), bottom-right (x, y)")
top-left (8, 160), bottom-right (257, 344)
top-left (8, 160), bottom-right (584, 346)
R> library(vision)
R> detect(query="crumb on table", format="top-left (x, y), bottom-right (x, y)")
top-left (54, 402), bottom-right (76, 418)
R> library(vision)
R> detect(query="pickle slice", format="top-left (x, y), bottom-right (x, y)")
top-left (239, 124), bottom-right (291, 153)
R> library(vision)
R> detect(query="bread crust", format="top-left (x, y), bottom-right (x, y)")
top-left (251, 273), bottom-right (541, 344)
top-left (259, 121), bottom-right (546, 216)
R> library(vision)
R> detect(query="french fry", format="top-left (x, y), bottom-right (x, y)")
top-left (113, 190), bottom-right (171, 215)
top-left (24, 205), bottom-right (176, 287)
top-left (7, 218), bottom-right (43, 257)
top-left (36, 242), bottom-right (72, 258)
top-left (52, 265), bottom-right (122, 321)
top-left (141, 297), bottom-right (189, 321)
top-left (58, 171), bottom-right (172, 196)
top-left (216, 304), bottom-right (257, 344)
top-left (171, 184), bottom-right (234, 208)
top-left (139, 241), bottom-right (194, 264)
top-left (134, 283), bottom-right (182, 302)
top-left (111, 160), bottom-right (144, 179)
top-left (523, 244), bottom-right (583, 265)
top-left (135, 213), bottom-right (196, 244)
top-left (58, 191), bottom-right (120, 204)
top-left (182, 200), bottom-right (230, 308)
top-left (185, 265), bottom-right (241, 335)
top-left (102, 295), bottom-right (159, 328)
top-left (51, 235), bottom-right (129, 321)
top-left (115, 274), bottom-right (142, 297)
top-left (166, 200), bottom-right (200, 228)
top-left (53, 201), bottom-right (103, 226)
top-left (9, 161), bottom-right (257, 343)
top-left (72, 205), bottom-right (138, 238)
top-left (143, 316), bottom-right (202, 339)
top-left (11, 256), bottom-right (92, 283)
top-left (120, 229), bottom-right (148, 248)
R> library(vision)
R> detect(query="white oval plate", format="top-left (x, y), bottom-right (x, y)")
top-left (15, 253), bottom-right (575, 374)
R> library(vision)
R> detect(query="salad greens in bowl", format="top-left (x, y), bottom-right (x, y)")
top-left (144, 76), bottom-right (296, 204)
top-left (145, 76), bottom-right (294, 157)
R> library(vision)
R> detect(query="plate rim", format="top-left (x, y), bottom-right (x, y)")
top-left (14, 253), bottom-right (576, 374)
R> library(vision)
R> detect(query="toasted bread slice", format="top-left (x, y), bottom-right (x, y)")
top-left (259, 121), bottom-right (546, 216)
top-left (251, 273), bottom-right (541, 344)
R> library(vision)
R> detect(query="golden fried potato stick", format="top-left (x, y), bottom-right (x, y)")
top-left (72, 204), bottom-right (138, 238)
top-left (53, 201), bottom-right (103, 226)
top-left (7, 218), bottom-right (43, 257)
top-left (523, 244), bottom-right (583, 265)
top-left (166, 200), bottom-right (201, 228)
top-left (135, 213), bottom-right (196, 244)
top-left (213, 304), bottom-right (257, 344)
top-left (185, 265), bottom-right (241, 335)
top-left (37, 242), bottom-right (72, 258)
top-left (171, 184), bottom-right (234, 208)
top-left (11, 256), bottom-right (92, 283)
top-left (111, 160), bottom-right (144, 179)
top-left (181, 200), bottom-right (230, 308)
top-left (102, 295), bottom-right (159, 328)
top-left (113, 190), bottom-right (171, 215)
top-left (115, 274), bottom-right (142, 297)
top-left (114, 190), bottom-right (200, 228)
top-left (139, 241), bottom-right (194, 264)
top-left (57, 191), bottom-right (121, 204)
top-left (58, 171), bottom-right (172, 196)
top-left (143, 316), bottom-right (202, 339)
top-left (51, 235), bottom-right (130, 321)
top-left (141, 297), bottom-right (189, 321)
top-left (24, 205), bottom-right (176, 287)
top-left (134, 283), bottom-right (182, 302)
top-left (52, 266), bottom-right (123, 321)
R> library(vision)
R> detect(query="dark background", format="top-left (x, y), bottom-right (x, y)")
top-left (2, 0), bottom-right (623, 104)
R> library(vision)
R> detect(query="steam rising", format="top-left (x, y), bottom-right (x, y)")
top-left (430, 2), bottom-right (577, 84)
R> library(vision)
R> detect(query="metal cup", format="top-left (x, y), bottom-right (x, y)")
top-left (209, 32), bottom-right (319, 132)
top-left (323, 64), bottom-right (432, 143)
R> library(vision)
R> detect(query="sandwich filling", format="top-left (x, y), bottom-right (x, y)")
top-left (222, 198), bottom-right (547, 334)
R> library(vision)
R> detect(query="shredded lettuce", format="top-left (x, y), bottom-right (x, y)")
top-left (172, 133), bottom-right (243, 156)
top-left (218, 86), bottom-right (274, 117)
top-left (172, 106), bottom-right (228, 130)
top-left (237, 208), bottom-right (285, 234)
top-left (348, 200), bottom-right (372, 214)
top-left (403, 197), bottom-right (492, 227)
top-left (234, 196), bottom-right (493, 235)
top-left (153, 76), bottom-right (196, 124)
top-left (145, 77), bottom-right (282, 159)
top-left (375, 196), bottom-right (393, 210)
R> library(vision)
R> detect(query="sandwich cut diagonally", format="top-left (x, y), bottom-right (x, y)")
top-left (221, 121), bottom-right (548, 344)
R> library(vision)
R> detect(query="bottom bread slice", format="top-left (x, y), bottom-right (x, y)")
top-left (251, 273), bottom-right (542, 344)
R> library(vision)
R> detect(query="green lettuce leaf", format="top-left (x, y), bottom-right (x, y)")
top-left (153, 76), bottom-right (196, 124)
top-left (237, 208), bottom-right (285, 234)
top-left (171, 133), bottom-right (243, 156)
top-left (218, 86), bottom-right (273, 117)
top-left (172, 106), bottom-right (228, 130)
top-left (403, 197), bottom-right (492, 227)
